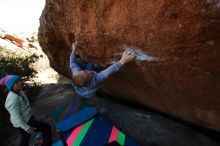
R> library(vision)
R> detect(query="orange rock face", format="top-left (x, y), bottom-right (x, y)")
top-left (38, 0), bottom-right (220, 131)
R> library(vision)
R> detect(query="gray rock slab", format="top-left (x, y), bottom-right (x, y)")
top-left (7, 83), bottom-right (220, 146)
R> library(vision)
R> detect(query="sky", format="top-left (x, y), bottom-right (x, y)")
top-left (0, 0), bottom-right (45, 33)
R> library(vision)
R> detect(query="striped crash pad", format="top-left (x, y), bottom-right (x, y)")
top-left (51, 97), bottom-right (139, 146)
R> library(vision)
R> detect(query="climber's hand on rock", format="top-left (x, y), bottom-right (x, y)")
top-left (119, 51), bottom-right (135, 65)
top-left (72, 42), bottom-right (78, 53)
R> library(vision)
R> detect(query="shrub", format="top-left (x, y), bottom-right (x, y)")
top-left (0, 49), bottom-right (38, 80)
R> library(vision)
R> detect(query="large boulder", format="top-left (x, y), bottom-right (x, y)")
top-left (38, 0), bottom-right (220, 131)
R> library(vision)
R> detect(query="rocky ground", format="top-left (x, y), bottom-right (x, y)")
top-left (7, 83), bottom-right (220, 146)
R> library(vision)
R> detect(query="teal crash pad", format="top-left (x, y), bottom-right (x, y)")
top-left (56, 107), bottom-right (97, 132)
top-left (52, 140), bottom-right (64, 146)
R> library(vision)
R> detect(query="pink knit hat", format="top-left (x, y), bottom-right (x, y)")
top-left (0, 75), bottom-right (20, 90)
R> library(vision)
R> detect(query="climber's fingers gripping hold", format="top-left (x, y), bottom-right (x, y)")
top-left (120, 51), bottom-right (135, 65)
top-left (72, 42), bottom-right (78, 53)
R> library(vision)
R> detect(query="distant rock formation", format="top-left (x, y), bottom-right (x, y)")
top-left (0, 29), bottom-right (38, 50)
top-left (0, 29), bottom-right (5, 39)
top-left (38, 0), bottom-right (220, 131)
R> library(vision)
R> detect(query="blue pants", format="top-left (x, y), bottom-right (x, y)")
top-left (86, 63), bottom-right (96, 71)
top-left (75, 58), bottom-right (96, 71)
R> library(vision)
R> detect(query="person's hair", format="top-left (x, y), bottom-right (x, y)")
top-left (72, 71), bottom-right (89, 87)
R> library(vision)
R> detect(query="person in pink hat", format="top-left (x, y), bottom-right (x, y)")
top-left (0, 75), bottom-right (52, 146)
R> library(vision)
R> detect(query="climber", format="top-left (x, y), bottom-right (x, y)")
top-left (0, 75), bottom-right (52, 146)
top-left (69, 41), bottom-right (135, 98)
